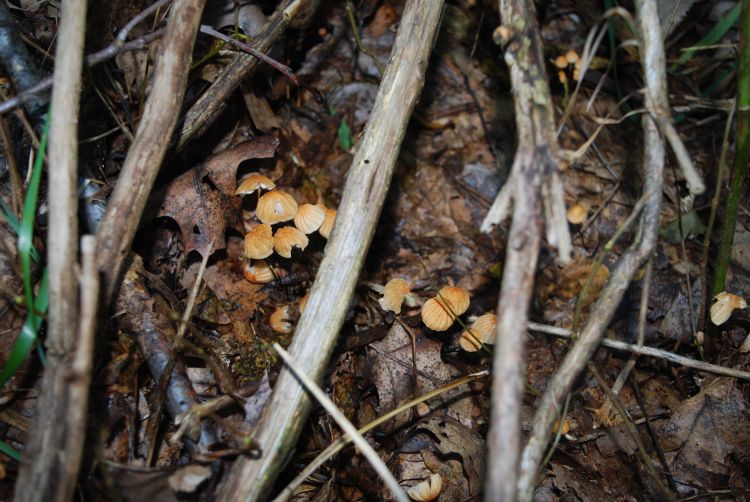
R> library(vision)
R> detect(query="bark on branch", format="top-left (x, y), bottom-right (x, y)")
top-left (216, 1), bottom-right (445, 499)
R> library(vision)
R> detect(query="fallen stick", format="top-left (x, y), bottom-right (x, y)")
top-left (517, 1), bottom-right (669, 498)
top-left (215, 2), bottom-right (446, 499)
top-left (14, 0), bottom-right (89, 499)
top-left (95, 0), bottom-right (206, 304)
top-left (483, 1), bottom-right (571, 500)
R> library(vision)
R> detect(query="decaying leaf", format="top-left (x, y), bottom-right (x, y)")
top-left (157, 136), bottom-right (279, 255)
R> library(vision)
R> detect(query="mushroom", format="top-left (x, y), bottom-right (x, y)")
top-left (274, 226), bottom-right (309, 258)
top-left (554, 55), bottom-right (568, 69)
top-left (294, 203), bottom-right (326, 234)
top-left (243, 260), bottom-right (274, 284)
top-left (565, 49), bottom-right (579, 64)
top-left (710, 292), bottom-right (747, 326)
top-left (318, 208), bottom-right (337, 239)
top-left (256, 189), bottom-right (298, 224)
top-left (406, 473), bottom-right (442, 502)
top-left (379, 278), bottom-right (411, 314)
top-left (244, 223), bottom-right (274, 259)
top-left (421, 286), bottom-right (470, 331)
top-left (235, 173), bottom-right (275, 195)
top-left (566, 203), bottom-right (587, 225)
top-left (460, 312), bottom-right (497, 352)
top-left (270, 305), bottom-right (293, 334)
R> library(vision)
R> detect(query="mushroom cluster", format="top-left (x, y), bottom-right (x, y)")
top-left (235, 173), bottom-right (337, 284)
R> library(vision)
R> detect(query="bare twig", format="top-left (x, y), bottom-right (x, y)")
top-left (95, 0), bottom-right (206, 304)
top-left (517, 2), bottom-right (672, 496)
top-left (176, 0), bottom-right (309, 148)
top-left (484, 2), bottom-right (570, 500)
top-left (527, 322), bottom-right (750, 380)
top-left (216, 2), bottom-right (445, 499)
top-left (14, 0), bottom-right (88, 499)
top-left (273, 344), bottom-right (409, 502)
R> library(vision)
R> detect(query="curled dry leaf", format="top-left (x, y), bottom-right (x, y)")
top-left (294, 203), bottom-right (326, 234)
top-left (244, 223), bottom-right (274, 259)
top-left (379, 278), bottom-right (411, 314)
top-left (256, 189), bottom-right (298, 224)
top-left (235, 173), bottom-right (275, 195)
top-left (270, 304), bottom-right (293, 334)
top-left (421, 286), bottom-right (470, 331)
top-left (460, 312), bottom-right (496, 351)
top-left (710, 292), bottom-right (747, 326)
top-left (319, 207), bottom-right (337, 239)
top-left (274, 226), bottom-right (309, 258)
top-left (406, 472), bottom-right (442, 502)
top-left (243, 260), bottom-right (274, 284)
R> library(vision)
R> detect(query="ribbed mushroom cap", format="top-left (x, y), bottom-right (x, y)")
top-left (235, 173), bottom-right (275, 195)
top-left (420, 286), bottom-right (470, 331)
top-left (244, 223), bottom-right (274, 259)
top-left (270, 305), bottom-right (293, 334)
top-left (294, 203), bottom-right (326, 234)
top-left (710, 292), bottom-right (747, 326)
top-left (243, 260), bottom-right (274, 284)
top-left (460, 312), bottom-right (497, 351)
top-left (256, 190), bottom-right (298, 224)
top-left (406, 473), bottom-right (442, 502)
top-left (319, 208), bottom-right (337, 239)
top-left (378, 278), bottom-right (411, 314)
top-left (273, 226), bottom-right (309, 258)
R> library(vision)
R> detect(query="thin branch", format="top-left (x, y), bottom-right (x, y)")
top-left (273, 344), bottom-right (409, 502)
top-left (95, 0), bottom-right (207, 304)
top-left (527, 322), bottom-right (750, 381)
top-left (216, 2), bottom-right (445, 499)
top-left (15, 0), bottom-right (88, 498)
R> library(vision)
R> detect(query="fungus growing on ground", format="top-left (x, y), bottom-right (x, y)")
top-left (294, 203), bottom-right (326, 234)
top-left (243, 260), bottom-right (274, 284)
top-left (244, 223), bottom-right (274, 259)
top-left (460, 312), bottom-right (497, 352)
top-left (406, 473), bottom-right (442, 502)
top-left (421, 286), bottom-right (470, 331)
top-left (566, 203), bottom-right (587, 225)
top-left (710, 292), bottom-right (747, 326)
top-left (379, 278), bottom-right (411, 314)
top-left (256, 189), bottom-right (298, 224)
top-left (235, 173), bottom-right (276, 195)
top-left (318, 208), bottom-right (337, 239)
top-left (270, 305), bottom-right (293, 334)
top-left (273, 226), bottom-right (309, 258)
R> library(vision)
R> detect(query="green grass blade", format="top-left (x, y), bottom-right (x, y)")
top-left (0, 197), bottom-right (39, 264)
top-left (0, 440), bottom-right (21, 462)
top-left (675, 2), bottom-right (741, 67)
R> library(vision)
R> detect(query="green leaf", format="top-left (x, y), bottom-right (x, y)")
top-left (337, 119), bottom-right (353, 150)
top-left (674, 2), bottom-right (741, 67)
top-left (0, 440), bottom-right (21, 462)
top-left (661, 210), bottom-right (706, 243)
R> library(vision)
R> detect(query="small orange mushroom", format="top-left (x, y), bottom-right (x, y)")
top-left (566, 203), bottom-right (587, 225)
top-left (274, 226), bottom-right (309, 258)
top-left (244, 223), bottom-right (274, 259)
top-left (270, 305), bottom-right (293, 334)
top-left (421, 286), bottom-right (470, 331)
top-left (256, 190), bottom-right (298, 224)
top-left (319, 208), bottom-right (337, 239)
top-left (379, 278), bottom-right (411, 314)
top-left (459, 312), bottom-right (497, 351)
top-left (243, 260), bottom-right (274, 284)
top-left (710, 292), bottom-right (747, 326)
top-left (294, 203), bottom-right (326, 234)
top-left (235, 173), bottom-right (275, 195)
top-left (406, 473), bottom-right (442, 502)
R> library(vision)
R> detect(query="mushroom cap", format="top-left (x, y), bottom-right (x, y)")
top-left (378, 278), bottom-right (411, 314)
top-left (244, 223), bottom-right (274, 259)
top-left (421, 286), bottom-right (470, 331)
top-left (554, 55), bottom-right (568, 69)
top-left (319, 208), bottom-right (337, 239)
top-left (235, 173), bottom-right (276, 195)
top-left (257, 190), bottom-right (298, 224)
top-left (274, 226), bottom-right (309, 258)
top-left (243, 260), bottom-right (274, 284)
top-left (460, 312), bottom-right (497, 351)
top-left (294, 203), bottom-right (326, 234)
top-left (710, 292), bottom-right (747, 326)
top-left (406, 473), bottom-right (442, 502)
top-left (270, 304), bottom-right (293, 334)
top-left (566, 203), bottom-right (587, 225)
top-left (565, 49), bottom-right (579, 64)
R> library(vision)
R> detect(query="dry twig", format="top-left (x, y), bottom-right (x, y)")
top-left (15, 0), bottom-right (89, 499)
top-left (216, 2), bottom-right (446, 499)
top-left (517, 2), bottom-right (670, 498)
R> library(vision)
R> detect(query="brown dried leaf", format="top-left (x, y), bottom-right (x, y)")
top-left (157, 136), bottom-right (278, 255)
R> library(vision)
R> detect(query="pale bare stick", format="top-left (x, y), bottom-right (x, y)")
top-left (273, 344), bottom-right (409, 502)
top-left (216, 2), bottom-right (446, 499)
top-left (15, 0), bottom-right (89, 499)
